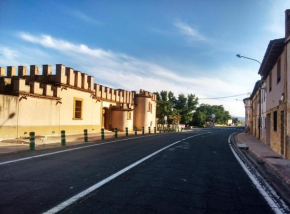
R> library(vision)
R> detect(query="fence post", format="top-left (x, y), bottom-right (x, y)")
top-left (126, 127), bottom-right (128, 137)
top-left (29, 132), bottom-right (35, 151)
top-left (61, 130), bottom-right (66, 146)
top-left (135, 127), bottom-right (137, 135)
top-left (148, 127), bottom-right (151, 134)
top-left (142, 127), bottom-right (144, 135)
top-left (101, 128), bottom-right (105, 140)
top-left (154, 127), bottom-right (156, 134)
top-left (115, 128), bottom-right (118, 138)
top-left (84, 129), bottom-right (88, 142)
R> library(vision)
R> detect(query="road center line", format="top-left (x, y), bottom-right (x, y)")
top-left (43, 133), bottom-right (205, 214)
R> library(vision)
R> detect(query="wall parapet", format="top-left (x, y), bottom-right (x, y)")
top-left (0, 65), bottom-right (155, 104)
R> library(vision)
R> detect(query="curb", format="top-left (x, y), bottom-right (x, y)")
top-left (0, 131), bottom-right (188, 156)
top-left (235, 133), bottom-right (290, 186)
top-left (232, 132), bottom-right (290, 209)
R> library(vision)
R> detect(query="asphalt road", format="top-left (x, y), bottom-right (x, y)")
top-left (0, 127), bottom-right (274, 214)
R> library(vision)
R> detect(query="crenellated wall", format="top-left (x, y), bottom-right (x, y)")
top-left (0, 64), bottom-right (157, 138)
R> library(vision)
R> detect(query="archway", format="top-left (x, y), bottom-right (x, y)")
top-left (102, 107), bottom-right (110, 130)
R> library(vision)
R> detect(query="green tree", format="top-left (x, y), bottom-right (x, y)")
top-left (155, 91), bottom-right (173, 125)
top-left (192, 104), bottom-right (231, 126)
top-left (232, 117), bottom-right (239, 124)
top-left (156, 91), bottom-right (199, 126)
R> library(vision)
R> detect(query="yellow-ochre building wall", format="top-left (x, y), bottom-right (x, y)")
top-left (0, 64), bottom-right (156, 139)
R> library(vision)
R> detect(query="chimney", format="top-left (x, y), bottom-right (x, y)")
top-left (285, 9), bottom-right (290, 39)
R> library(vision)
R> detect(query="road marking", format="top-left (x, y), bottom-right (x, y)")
top-left (0, 129), bottom-right (228, 166)
top-left (228, 133), bottom-right (288, 214)
top-left (0, 134), bottom-right (174, 166)
top-left (43, 133), bottom-right (205, 214)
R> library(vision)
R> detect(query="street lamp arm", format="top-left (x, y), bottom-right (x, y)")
top-left (236, 54), bottom-right (261, 64)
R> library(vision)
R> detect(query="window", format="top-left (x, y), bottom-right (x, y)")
top-left (148, 102), bottom-right (152, 113)
top-left (269, 72), bottom-right (272, 92)
top-left (127, 111), bottom-right (132, 120)
top-left (277, 58), bottom-right (281, 84)
top-left (73, 98), bottom-right (83, 119)
top-left (273, 111), bottom-right (277, 131)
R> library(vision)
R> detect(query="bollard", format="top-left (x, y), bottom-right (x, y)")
top-left (61, 130), bottom-right (66, 146)
top-left (84, 129), bottom-right (88, 142)
top-left (163, 128), bottom-right (165, 133)
top-left (159, 128), bottom-right (161, 133)
top-left (114, 128), bottom-right (118, 138)
top-left (142, 127), bottom-right (144, 135)
top-left (148, 127), bottom-right (151, 134)
top-left (154, 127), bottom-right (156, 134)
top-left (126, 127), bottom-right (128, 137)
top-left (101, 128), bottom-right (105, 140)
top-left (135, 127), bottom-right (137, 135)
top-left (29, 132), bottom-right (35, 151)
top-left (178, 127), bottom-right (180, 132)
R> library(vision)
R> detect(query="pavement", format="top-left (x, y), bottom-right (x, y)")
top-left (0, 127), bottom-right (277, 214)
top-left (235, 132), bottom-right (290, 186)
top-left (0, 130), bottom-right (150, 155)
top-left (0, 129), bottom-right (195, 155)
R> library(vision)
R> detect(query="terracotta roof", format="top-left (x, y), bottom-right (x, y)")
top-left (258, 38), bottom-right (284, 79)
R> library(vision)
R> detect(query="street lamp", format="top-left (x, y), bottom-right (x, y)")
top-left (236, 54), bottom-right (261, 64)
top-left (236, 53), bottom-right (262, 139)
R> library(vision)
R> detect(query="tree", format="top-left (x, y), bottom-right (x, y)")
top-left (156, 91), bottom-right (199, 126)
top-left (175, 94), bottom-right (198, 125)
top-left (192, 104), bottom-right (231, 126)
top-left (155, 91), bottom-right (173, 124)
top-left (232, 118), bottom-right (239, 124)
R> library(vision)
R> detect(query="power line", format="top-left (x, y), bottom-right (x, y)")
top-left (198, 93), bottom-right (249, 100)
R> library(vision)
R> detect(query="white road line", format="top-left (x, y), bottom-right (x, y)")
top-left (0, 134), bottom-right (168, 166)
top-left (228, 133), bottom-right (287, 214)
top-left (0, 129), bottom-right (224, 166)
top-left (43, 133), bottom-right (204, 214)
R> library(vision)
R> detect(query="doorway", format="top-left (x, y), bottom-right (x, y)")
top-left (102, 108), bottom-right (110, 130)
top-left (281, 110), bottom-right (284, 155)
top-left (266, 113), bottom-right (271, 145)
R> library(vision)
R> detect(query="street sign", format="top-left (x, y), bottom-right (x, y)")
top-left (177, 115), bottom-right (181, 121)
top-left (164, 116), bottom-right (167, 121)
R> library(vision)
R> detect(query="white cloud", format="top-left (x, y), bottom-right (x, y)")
top-left (5, 32), bottom-right (255, 116)
top-left (174, 19), bottom-right (207, 42)
top-left (65, 8), bottom-right (102, 26)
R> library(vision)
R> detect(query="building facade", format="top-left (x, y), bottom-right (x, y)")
top-left (244, 10), bottom-right (290, 159)
top-left (0, 64), bottom-right (157, 139)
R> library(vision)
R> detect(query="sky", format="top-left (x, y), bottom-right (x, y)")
top-left (0, 0), bottom-right (289, 117)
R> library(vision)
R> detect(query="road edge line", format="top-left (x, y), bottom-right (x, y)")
top-left (0, 133), bottom-right (182, 166)
top-left (228, 132), bottom-right (287, 214)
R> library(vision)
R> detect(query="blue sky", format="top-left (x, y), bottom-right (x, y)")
top-left (0, 0), bottom-right (289, 117)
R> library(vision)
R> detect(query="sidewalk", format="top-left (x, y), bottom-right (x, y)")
top-left (0, 129), bottom-right (185, 155)
top-left (0, 130), bottom-right (144, 155)
top-left (235, 132), bottom-right (290, 185)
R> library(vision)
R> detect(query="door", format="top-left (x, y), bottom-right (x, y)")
top-left (266, 113), bottom-right (271, 145)
top-left (281, 111), bottom-right (284, 155)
